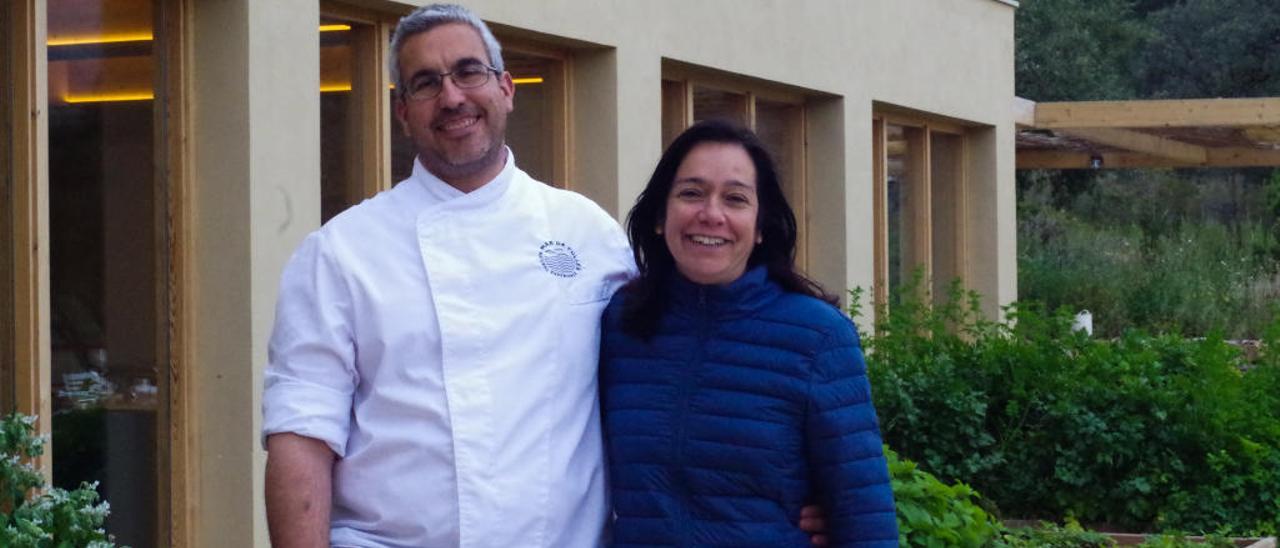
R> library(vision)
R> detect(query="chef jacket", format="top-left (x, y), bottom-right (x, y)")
top-left (262, 152), bottom-right (635, 548)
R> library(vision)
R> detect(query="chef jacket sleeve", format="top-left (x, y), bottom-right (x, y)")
top-left (804, 319), bottom-right (899, 546)
top-left (261, 231), bottom-right (359, 457)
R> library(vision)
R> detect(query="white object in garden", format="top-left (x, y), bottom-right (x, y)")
top-left (1072, 310), bottom-right (1093, 336)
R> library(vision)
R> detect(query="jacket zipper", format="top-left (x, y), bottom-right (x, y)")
top-left (675, 286), bottom-right (709, 545)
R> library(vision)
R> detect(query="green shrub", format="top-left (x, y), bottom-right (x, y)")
top-left (1018, 178), bottom-right (1280, 339)
top-left (1000, 520), bottom-right (1112, 547)
top-left (886, 446), bottom-right (1004, 547)
top-left (854, 281), bottom-right (1280, 536)
top-left (0, 413), bottom-right (116, 547)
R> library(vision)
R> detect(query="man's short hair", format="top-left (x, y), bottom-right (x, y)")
top-left (388, 3), bottom-right (506, 95)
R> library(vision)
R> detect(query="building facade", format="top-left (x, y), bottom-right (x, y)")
top-left (1, 0), bottom-right (1017, 545)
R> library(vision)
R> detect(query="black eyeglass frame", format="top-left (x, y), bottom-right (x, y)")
top-left (400, 61), bottom-right (502, 101)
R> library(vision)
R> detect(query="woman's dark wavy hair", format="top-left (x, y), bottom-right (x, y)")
top-left (621, 119), bottom-right (836, 338)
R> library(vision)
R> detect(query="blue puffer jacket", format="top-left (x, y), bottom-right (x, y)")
top-left (600, 266), bottom-right (898, 547)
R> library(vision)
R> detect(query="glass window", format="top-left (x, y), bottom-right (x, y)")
top-left (390, 47), bottom-right (567, 187)
top-left (1, 1), bottom-right (13, 413)
top-left (692, 85), bottom-right (747, 126)
top-left (930, 131), bottom-right (964, 299)
top-left (47, 0), bottom-right (167, 545)
top-left (320, 18), bottom-right (362, 223)
top-left (755, 98), bottom-right (806, 263)
top-left (661, 80), bottom-right (688, 148)
top-left (875, 116), bottom-right (969, 314)
top-left (886, 123), bottom-right (929, 303)
top-left (505, 52), bottom-right (562, 186)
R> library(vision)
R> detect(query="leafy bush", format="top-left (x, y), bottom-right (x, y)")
top-left (1018, 173), bottom-right (1280, 339)
top-left (854, 281), bottom-right (1280, 536)
top-left (887, 446), bottom-right (1004, 547)
top-left (0, 413), bottom-right (116, 547)
top-left (1000, 520), bottom-right (1112, 547)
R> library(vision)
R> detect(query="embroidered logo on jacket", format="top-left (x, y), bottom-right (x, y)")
top-left (539, 241), bottom-right (582, 278)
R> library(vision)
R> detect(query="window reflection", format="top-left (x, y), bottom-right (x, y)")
top-left (754, 98), bottom-right (806, 265)
top-left (692, 86), bottom-right (748, 126)
top-left (930, 131), bottom-right (964, 299)
top-left (886, 123), bottom-right (913, 302)
top-left (755, 99), bottom-right (801, 198)
top-left (46, 0), bottom-right (164, 545)
top-left (320, 18), bottom-right (358, 223)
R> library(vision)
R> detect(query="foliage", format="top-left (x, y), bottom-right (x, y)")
top-left (1017, 0), bottom-right (1280, 101)
top-left (1134, 533), bottom-right (1236, 548)
top-left (1015, 0), bottom-right (1280, 339)
top-left (1018, 174), bottom-right (1280, 339)
top-left (1000, 520), bottom-right (1112, 547)
top-left (853, 280), bottom-right (1280, 536)
top-left (1137, 0), bottom-right (1280, 99)
top-left (0, 413), bottom-right (116, 548)
top-left (1015, 0), bottom-right (1151, 101)
top-left (886, 446), bottom-right (1005, 547)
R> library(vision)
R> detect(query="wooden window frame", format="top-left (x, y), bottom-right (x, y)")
top-left (871, 111), bottom-right (971, 315)
top-left (496, 37), bottom-right (572, 188)
top-left (9, 0), bottom-right (53, 479)
top-left (661, 66), bottom-right (810, 269)
top-left (161, 2), bottom-right (194, 545)
top-left (321, 1), bottom-right (397, 198)
top-left (7, 1), bottom-right (196, 544)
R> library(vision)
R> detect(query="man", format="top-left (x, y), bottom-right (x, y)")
top-left (262, 4), bottom-right (634, 547)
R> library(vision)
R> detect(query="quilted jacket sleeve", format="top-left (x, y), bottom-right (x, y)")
top-left (805, 320), bottom-right (899, 547)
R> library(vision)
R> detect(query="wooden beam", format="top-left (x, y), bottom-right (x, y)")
top-left (1207, 146), bottom-right (1280, 167)
top-left (1017, 147), bottom-right (1280, 170)
top-left (1055, 127), bottom-right (1207, 164)
top-left (1034, 97), bottom-right (1280, 129)
top-left (1013, 96), bottom-right (1036, 128)
top-left (1018, 151), bottom-right (1168, 170)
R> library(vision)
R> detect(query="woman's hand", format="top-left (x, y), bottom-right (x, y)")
top-left (800, 504), bottom-right (828, 546)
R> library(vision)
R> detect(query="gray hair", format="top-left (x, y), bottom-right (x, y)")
top-left (388, 4), bottom-right (505, 95)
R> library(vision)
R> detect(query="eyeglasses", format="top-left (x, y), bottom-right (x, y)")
top-left (401, 62), bottom-right (500, 101)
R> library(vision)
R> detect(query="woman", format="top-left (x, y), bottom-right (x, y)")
top-left (600, 120), bottom-right (898, 546)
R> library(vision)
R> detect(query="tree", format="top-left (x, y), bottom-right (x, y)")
top-left (1015, 0), bottom-right (1152, 101)
top-left (1138, 0), bottom-right (1280, 98)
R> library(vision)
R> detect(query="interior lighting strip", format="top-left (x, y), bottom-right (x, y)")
top-left (50, 24), bottom-right (349, 47)
top-left (48, 32), bottom-right (153, 47)
top-left (63, 91), bottom-right (155, 104)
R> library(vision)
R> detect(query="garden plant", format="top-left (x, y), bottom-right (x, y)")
top-left (0, 413), bottom-right (116, 547)
top-left (855, 278), bottom-right (1280, 540)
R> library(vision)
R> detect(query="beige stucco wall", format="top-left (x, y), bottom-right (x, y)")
top-left (186, 0), bottom-right (1015, 544)
top-left (460, 0), bottom-right (1019, 314)
top-left (191, 0), bottom-right (319, 545)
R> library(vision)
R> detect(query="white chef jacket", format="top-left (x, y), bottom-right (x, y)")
top-left (262, 152), bottom-right (635, 548)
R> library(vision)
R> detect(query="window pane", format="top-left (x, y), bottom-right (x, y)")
top-left (930, 131), bottom-right (964, 301)
top-left (754, 98), bottom-right (805, 265)
top-left (47, 0), bottom-right (165, 545)
top-left (1, 1), bottom-right (13, 413)
top-left (505, 51), bottom-right (561, 186)
top-left (692, 86), bottom-right (747, 126)
top-left (886, 123), bottom-right (927, 302)
top-left (661, 80), bottom-right (687, 148)
top-left (754, 100), bottom-right (801, 200)
top-left (389, 48), bottom-right (565, 187)
top-left (320, 18), bottom-right (359, 223)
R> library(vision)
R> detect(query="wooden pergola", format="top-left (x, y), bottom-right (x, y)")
top-left (1016, 97), bottom-right (1280, 170)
